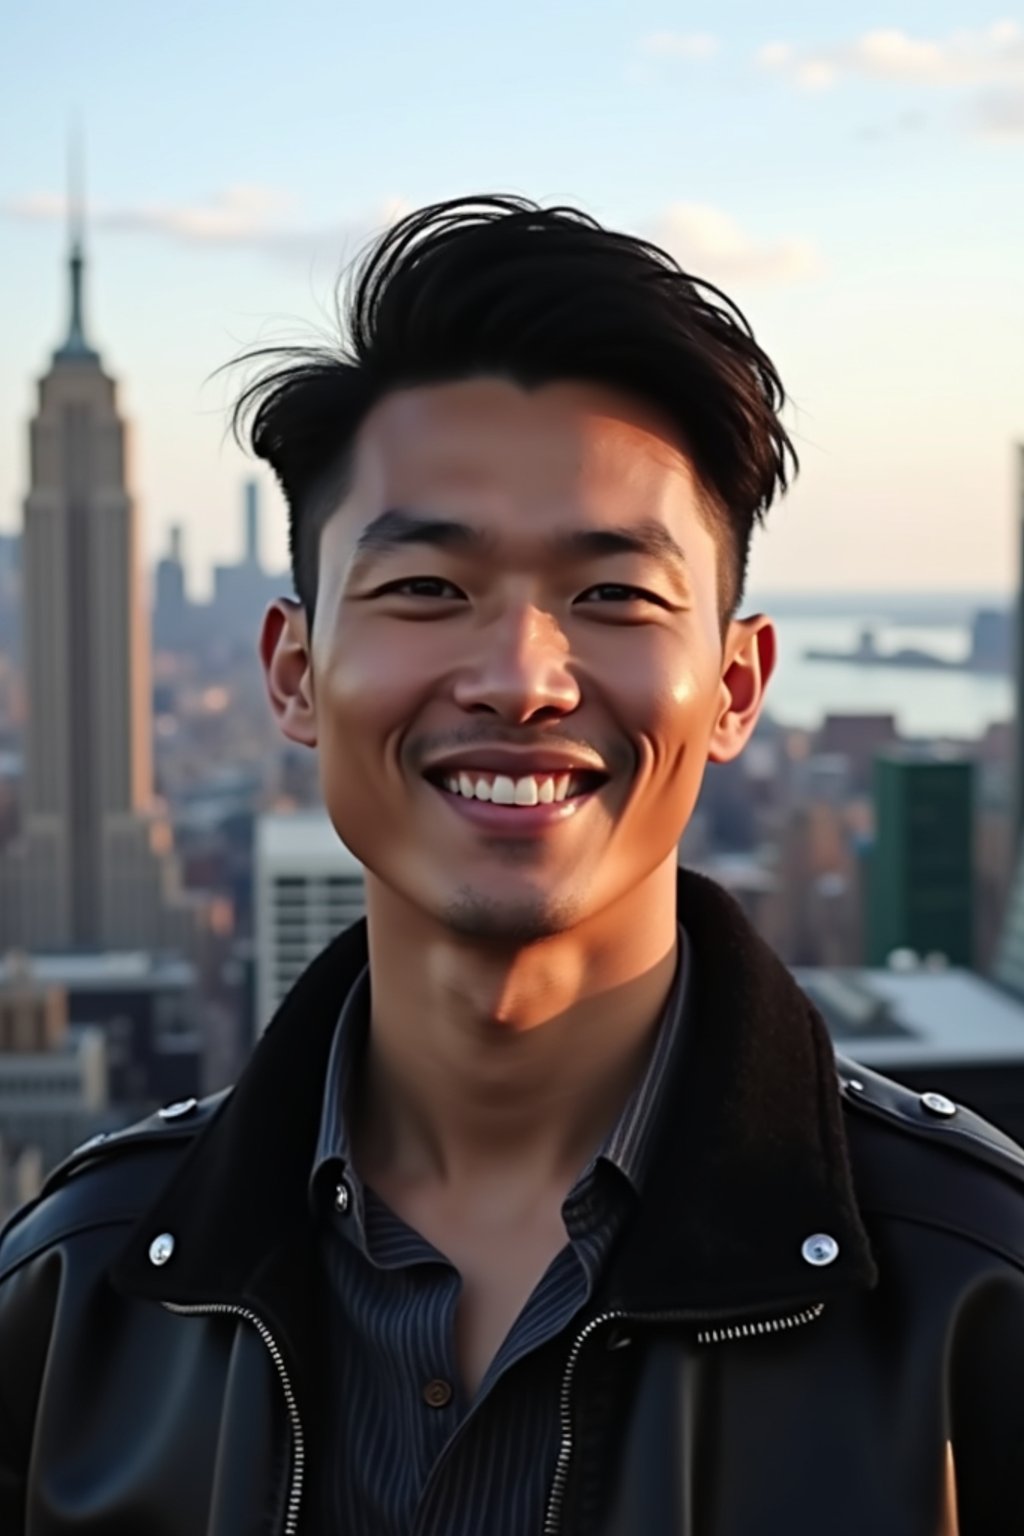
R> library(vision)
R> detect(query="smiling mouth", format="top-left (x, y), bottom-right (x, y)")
top-left (424, 768), bottom-right (607, 806)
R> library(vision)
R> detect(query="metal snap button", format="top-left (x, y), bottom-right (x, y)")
top-left (335, 1182), bottom-right (351, 1214)
top-left (920, 1092), bottom-right (957, 1118)
top-left (148, 1233), bottom-right (176, 1266)
top-left (158, 1098), bottom-right (198, 1120)
top-left (801, 1233), bottom-right (839, 1267)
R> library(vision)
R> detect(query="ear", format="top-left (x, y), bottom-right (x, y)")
top-left (706, 615), bottom-right (777, 766)
top-left (259, 598), bottom-right (318, 749)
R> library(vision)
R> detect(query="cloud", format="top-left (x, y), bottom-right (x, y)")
top-left (116, 184), bottom-right (288, 241)
top-left (3, 184), bottom-right (409, 263)
top-left (639, 31), bottom-right (718, 60)
top-left (648, 203), bottom-right (821, 284)
top-left (6, 184), bottom-right (820, 288)
top-left (758, 20), bottom-right (1024, 92)
top-left (972, 83), bottom-right (1024, 134)
top-left (857, 109), bottom-right (929, 141)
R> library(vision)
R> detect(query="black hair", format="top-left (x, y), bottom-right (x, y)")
top-left (231, 194), bottom-right (797, 633)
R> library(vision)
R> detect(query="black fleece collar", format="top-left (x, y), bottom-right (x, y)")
top-left (113, 867), bottom-right (876, 1326)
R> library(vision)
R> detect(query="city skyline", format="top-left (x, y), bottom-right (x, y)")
top-left (2, 2), bottom-right (1023, 598)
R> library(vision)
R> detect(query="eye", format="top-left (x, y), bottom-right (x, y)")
top-left (577, 584), bottom-right (666, 607)
top-left (378, 577), bottom-right (465, 599)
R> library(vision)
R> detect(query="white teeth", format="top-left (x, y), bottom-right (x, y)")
top-left (514, 777), bottom-right (539, 806)
top-left (436, 769), bottom-right (593, 805)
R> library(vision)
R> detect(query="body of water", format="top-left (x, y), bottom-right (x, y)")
top-left (763, 616), bottom-right (1013, 739)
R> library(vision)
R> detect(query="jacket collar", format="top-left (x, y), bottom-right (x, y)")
top-left (112, 867), bottom-right (876, 1324)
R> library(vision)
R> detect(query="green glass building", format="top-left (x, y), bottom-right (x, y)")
top-left (865, 750), bottom-right (975, 968)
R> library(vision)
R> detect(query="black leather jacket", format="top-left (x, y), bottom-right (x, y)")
top-left (3, 868), bottom-right (1024, 1536)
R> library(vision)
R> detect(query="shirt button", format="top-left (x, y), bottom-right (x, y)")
top-left (422, 1378), bottom-right (453, 1409)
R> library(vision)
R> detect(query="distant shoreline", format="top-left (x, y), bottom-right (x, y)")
top-left (750, 592), bottom-right (1009, 625)
top-left (803, 647), bottom-right (1009, 676)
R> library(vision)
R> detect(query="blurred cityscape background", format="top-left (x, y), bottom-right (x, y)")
top-left (3, 2), bottom-right (1024, 1215)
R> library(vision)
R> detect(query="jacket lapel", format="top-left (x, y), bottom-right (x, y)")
top-left (600, 868), bottom-right (876, 1315)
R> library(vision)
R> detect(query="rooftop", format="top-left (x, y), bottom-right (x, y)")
top-left (795, 964), bottom-right (1024, 1068)
top-left (258, 809), bottom-right (364, 873)
top-left (0, 952), bottom-right (195, 990)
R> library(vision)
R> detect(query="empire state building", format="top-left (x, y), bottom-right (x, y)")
top-left (0, 224), bottom-right (199, 951)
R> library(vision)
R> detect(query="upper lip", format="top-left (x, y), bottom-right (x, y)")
top-left (423, 748), bottom-right (609, 779)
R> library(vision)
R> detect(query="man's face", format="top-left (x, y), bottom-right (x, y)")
top-left (262, 377), bottom-right (775, 942)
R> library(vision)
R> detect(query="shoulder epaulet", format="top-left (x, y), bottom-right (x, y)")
top-left (38, 1088), bottom-right (233, 1197)
top-left (836, 1054), bottom-right (1024, 1188)
top-left (0, 1089), bottom-right (233, 1276)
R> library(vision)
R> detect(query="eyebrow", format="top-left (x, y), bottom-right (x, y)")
top-left (564, 523), bottom-right (690, 579)
top-left (353, 509), bottom-right (489, 559)
top-left (351, 508), bottom-right (691, 591)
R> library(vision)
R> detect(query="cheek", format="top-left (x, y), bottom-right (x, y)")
top-left (614, 637), bottom-right (718, 764)
top-left (313, 625), bottom-right (449, 793)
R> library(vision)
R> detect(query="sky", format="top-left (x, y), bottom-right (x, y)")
top-left (1, 1), bottom-right (1023, 601)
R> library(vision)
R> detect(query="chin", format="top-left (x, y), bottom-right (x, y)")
top-left (438, 884), bottom-right (586, 945)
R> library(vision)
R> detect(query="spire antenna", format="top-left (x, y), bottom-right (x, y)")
top-left (68, 117), bottom-right (85, 257)
top-left (55, 116), bottom-right (98, 362)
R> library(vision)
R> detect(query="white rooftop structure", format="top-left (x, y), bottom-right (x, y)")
top-left (794, 964), bottom-right (1024, 1070)
top-left (0, 951), bottom-right (194, 991)
top-left (254, 810), bottom-right (366, 1039)
top-left (257, 809), bottom-right (365, 874)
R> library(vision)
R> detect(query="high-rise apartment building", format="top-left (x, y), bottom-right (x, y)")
top-left (254, 810), bottom-right (366, 1038)
top-left (865, 748), bottom-right (975, 968)
top-left (0, 216), bottom-right (201, 951)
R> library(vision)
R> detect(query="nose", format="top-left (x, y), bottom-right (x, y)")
top-left (451, 603), bottom-right (581, 723)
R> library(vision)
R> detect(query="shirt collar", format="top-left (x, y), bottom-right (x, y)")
top-left (310, 963), bottom-right (371, 1219)
top-left (309, 925), bottom-right (691, 1213)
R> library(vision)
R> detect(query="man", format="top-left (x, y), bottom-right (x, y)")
top-left (1, 195), bottom-right (1022, 1536)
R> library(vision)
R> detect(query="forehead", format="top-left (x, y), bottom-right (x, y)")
top-left (343, 377), bottom-right (704, 528)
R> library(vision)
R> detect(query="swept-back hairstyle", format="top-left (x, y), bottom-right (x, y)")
top-left (231, 195), bottom-right (797, 632)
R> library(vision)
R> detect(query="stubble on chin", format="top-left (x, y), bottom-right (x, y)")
top-left (440, 884), bottom-right (584, 945)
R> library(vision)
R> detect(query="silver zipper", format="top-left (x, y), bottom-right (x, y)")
top-left (542, 1301), bottom-right (826, 1536)
top-left (694, 1302), bottom-right (825, 1345)
top-left (163, 1301), bottom-right (305, 1536)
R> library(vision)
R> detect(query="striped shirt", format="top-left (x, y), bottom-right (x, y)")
top-left (310, 924), bottom-right (691, 1536)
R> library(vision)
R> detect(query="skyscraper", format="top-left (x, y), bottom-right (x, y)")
top-left (865, 748), bottom-right (975, 968)
top-left (991, 443), bottom-right (1024, 997)
top-left (153, 524), bottom-right (188, 651)
top-left (244, 480), bottom-right (260, 566)
top-left (0, 205), bottom-right (199, 951)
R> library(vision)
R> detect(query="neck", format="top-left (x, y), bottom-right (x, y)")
top-left (353, 858), bottom-right (680, 1197)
